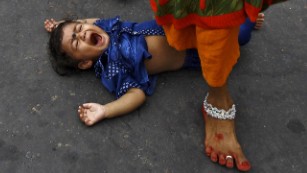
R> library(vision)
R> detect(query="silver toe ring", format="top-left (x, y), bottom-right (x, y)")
top-left (226, 155), bottom-right (233, 160)
top-left (203, 93), bottom-right (236, 120)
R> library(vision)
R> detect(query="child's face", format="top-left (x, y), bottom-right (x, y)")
top-left (61, 22), bottom-right (110, 62)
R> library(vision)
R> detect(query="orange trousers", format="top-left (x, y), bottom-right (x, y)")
top-left (163, 25), bottom-right (240, 87)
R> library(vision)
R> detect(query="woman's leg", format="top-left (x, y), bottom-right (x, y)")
top-left (196, 26), bottom-right (251, 171)
top-left (160, 24), bottom-right (251, 171)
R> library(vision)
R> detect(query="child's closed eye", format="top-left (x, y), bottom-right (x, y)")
top-left (76, 40), bottom-right (79, 49)
top-left (78, 24), bottom-right (83, 32)
top-left (73, 39), bottom-right (79, 50)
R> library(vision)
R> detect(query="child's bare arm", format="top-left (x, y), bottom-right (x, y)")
top-left (44, 18), bottom-right (99, 32)
top-left (78, 88), bottom-right (146, 126)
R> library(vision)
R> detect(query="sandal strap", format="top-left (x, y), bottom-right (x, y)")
top-left (203, 94), bottom-right (236, 120)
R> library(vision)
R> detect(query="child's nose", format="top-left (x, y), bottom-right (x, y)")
top-left (76, 32), bottom-right (85, 40)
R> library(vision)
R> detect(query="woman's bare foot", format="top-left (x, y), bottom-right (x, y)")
top-left (78, 103), bottom-right (107, 126)
top-left (254, 13), bottom-right (265, 30)
top-left (202, 86), bottom-right (251, 171)
top-left (44, 18), bottom-right (59, 32)
top-left (203, 113), bottom-right (251, 171)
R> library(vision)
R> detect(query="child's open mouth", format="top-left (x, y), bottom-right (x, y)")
top-left (90, 33), bottom-right (104, 46)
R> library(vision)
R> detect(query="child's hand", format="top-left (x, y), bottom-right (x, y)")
top-left (44, 18), bottom-right (59, 32)
top-left (78, 103), bottom-right (106, 126)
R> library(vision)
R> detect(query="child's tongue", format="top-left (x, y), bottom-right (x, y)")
top-left (91, 33), bottom-right (103, 46)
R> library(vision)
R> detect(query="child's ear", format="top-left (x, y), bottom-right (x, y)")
top-left (77, 60), bottom-right (93, 70)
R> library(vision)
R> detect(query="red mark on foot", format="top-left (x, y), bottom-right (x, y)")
top-left (215, 133), bottom-right (224, 141)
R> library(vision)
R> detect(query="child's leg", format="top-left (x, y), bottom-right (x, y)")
top-left (182, 49), bottom-right (201, 69)
top-left (238, 13), bottom-right (265, 46)
top-left (238, 18), bottom-right (255, 46)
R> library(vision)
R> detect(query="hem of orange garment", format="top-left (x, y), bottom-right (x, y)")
top-left (198, 27), bottom-right (240, 87)
top-left (163, 26), bottom-right (240, 87)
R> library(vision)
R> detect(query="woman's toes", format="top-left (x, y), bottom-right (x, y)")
top-left (218, 154), bottom-right (226, 165)
top-left (210, 152), bottom-right (218, 162)
top-left (225, 155), bottom-right (234, 168)
top-left (236, 160), bottom-right (251, 172)
top-left (205, 146), bottom-right (212, 156)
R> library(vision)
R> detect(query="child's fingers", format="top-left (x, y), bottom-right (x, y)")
top-left (45, 20), bottom-right (52, 26)
top-left (78, 106), bottom-right (83, 113)
top-left (85, 118), bottom-right (91, 125)
top-left (79, 113), bottom-right (84, 120)
top-left (79, 112), bottom-right (88, 122)
top-left (82, 103), bottom-right (92, 109)
top-left (44, 19), bottom-right (58, 32)
top-left (51, 19), bottom-right (57, 25)
top-left (78, 105), bottom-right (88, 113)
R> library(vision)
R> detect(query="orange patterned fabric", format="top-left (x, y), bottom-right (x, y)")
top-left (150, 0), bottom-right (287, 29)
top-left (151, 0), bottom-right (257, 29)
top-left (163, 25), bottom-right (240, 87)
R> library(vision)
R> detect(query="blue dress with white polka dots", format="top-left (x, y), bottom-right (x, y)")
top-left (93, 17), bottom-right (165, 98)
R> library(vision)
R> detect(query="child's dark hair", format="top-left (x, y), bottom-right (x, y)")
top-left (48, 20), bottom-right (79, 75)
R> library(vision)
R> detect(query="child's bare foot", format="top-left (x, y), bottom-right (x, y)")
top-left (44, 18), bottom-right (58, 32)
top-left (254, 13), bottom-right (265, 30)
top-left (78, 103), bottom-right (106, 126)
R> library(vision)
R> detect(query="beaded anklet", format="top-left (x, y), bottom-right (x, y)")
top-left (203, 94), bottom-right (236, 120)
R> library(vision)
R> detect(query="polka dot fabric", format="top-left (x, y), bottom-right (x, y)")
top-left (94, 17), bottom-right (163, 98)
top-left (117, 81), bottom-right (140, 97)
